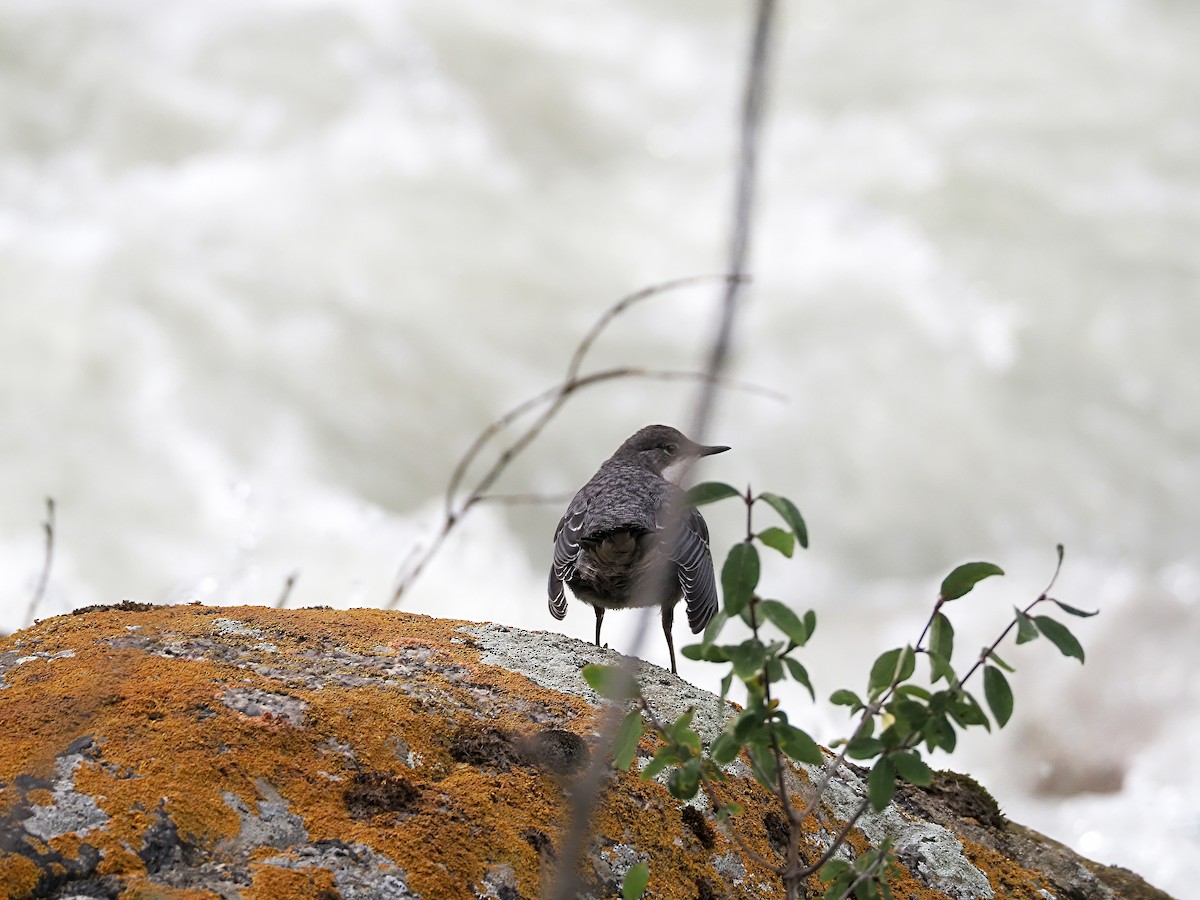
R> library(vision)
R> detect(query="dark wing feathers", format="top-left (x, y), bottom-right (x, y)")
top-left (547, 495), bottom-right (589, 619)
top-left (670, 507), bottom-right (719, 633)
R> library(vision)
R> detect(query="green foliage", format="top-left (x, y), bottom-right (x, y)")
top-left (687, 481), bottom-right (742, 506)
top-left (582, 663), bottom-right (633, 700)
top-left (721, 542), bottom-right (759, 615)
top-left (1033, 615), bottom-right (1085, 662)
top-left (820, 838), bottom-right (899, 900)
top-left (939, 562), bottom-right (1004, 601)
top-left (1014, 608), bottom-right (1039, 644)
top-left (614, 709), bottom-right (644, 771)
top-left (621, 862), bottom-right (650, 900)
top-left (757, 526), bottom-right (795, 557)
top-left (983, 665), bottom-right (1013, 727)
top-left (758, 491), bottom-right (808, 549)
top-left (583, 483), bottom-right (1094, 900)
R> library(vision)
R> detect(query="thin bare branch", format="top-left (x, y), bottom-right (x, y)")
top-left (443, 274), bottom-right (744, 518)
top-left (472, 491), bottom-right (576, 507)
top-left (689, 0), bottom-right (777, 438)
top-left (24, 498), bottom-right (56, 627)
top-left (275, 571), bottom-right (299, 609)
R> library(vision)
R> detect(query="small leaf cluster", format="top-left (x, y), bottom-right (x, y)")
top-left (683, 485), bottom-right (822, 795)
top-left (819, 838), bottom-right (900, 900)
top-left (829, 548), bottom-right (1095, 814)
top-left (580, 486), bottom-right (1095, 900)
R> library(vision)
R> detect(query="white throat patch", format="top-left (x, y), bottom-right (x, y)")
top-left (660, 457), bottom-right (694, 485)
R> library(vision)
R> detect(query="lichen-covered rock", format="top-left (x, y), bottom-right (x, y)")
top-left (0, 604), bottom-right (1171, 899)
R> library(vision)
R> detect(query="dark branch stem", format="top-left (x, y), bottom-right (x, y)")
top-left (24, 498), bottom-right (55, 627)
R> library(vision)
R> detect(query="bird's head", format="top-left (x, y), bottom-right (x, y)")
top-left (612, 424), bottom-right (730, 485)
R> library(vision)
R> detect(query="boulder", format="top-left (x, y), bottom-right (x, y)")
top-left (0, 604), bottom-right (1171, 899)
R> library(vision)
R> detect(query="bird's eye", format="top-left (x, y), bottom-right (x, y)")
top-left (665, 443), bottom-right (678, 455)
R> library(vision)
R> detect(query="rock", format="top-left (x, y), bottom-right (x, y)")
top-left (0, 605), bottom-right (1173, 899)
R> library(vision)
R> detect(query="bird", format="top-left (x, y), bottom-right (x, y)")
top-left (547, 424), bottom-right (729, 674)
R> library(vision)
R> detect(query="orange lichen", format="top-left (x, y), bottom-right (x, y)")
top-left (246, 863), bottom-right (338, 898)
top-left (960, 836), bottom-right (1056, 898)
top-left (0, 855), bottom-right (41, 898)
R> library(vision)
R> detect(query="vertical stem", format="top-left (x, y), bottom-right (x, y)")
top-left (689, 0), bottom-right (779, 437)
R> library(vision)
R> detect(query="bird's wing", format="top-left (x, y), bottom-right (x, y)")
top-left (672, 507), bottom-right (719, 633)
top-left (548, 495), bottom-right (589, 619)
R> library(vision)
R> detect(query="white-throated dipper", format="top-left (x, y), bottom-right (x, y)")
top-left (547, 424), bottom-right (728, 674)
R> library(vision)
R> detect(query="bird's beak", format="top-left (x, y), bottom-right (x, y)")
top-left (699, 444), bottom-right (730, 457)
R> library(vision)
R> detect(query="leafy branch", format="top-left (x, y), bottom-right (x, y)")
top-left (585, 483), bottom-right (1096, 899)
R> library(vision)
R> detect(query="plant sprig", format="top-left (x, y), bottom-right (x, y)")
top-left (584, 485), bottom-right (1095, 900)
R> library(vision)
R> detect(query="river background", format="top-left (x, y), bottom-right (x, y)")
top-left (2, 0), bottom-right (1197, 894)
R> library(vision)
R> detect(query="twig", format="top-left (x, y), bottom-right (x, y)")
top-left (275, 571), bottom-right (299, 609)
top-left (24, 498), bottom-right (55, 627)
top-left (443, 274), bottom-right (744, 519)
top-left (689, 0), bottom-right (777, 438)
top-left (472, 491), bottom-right (576, 506)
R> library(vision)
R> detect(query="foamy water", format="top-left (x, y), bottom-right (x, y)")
top-left (2, 0), bottom-right (1197, 894)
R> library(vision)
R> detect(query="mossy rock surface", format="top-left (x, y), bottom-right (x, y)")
top-left (0, 605), bottom-right (1172, 899)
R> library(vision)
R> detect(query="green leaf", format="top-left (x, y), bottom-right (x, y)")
top-left (986, 649), bottom-right (1015, 673)
top-left (758, 492), bottom-right (809, 549)
top-left (731, 638), bottom-right (767, 680)
top-left (613, 709), bottom-right (644, 770)
top-left (949, 692), bottom-right (990, 731)
top-left (721, 542), bottom-right (760, 616)
top-left (582, 664), bottom-right (634, 700)
top-left (757, 526), bottom-right (795, 558)
top-left (819, 859), bottom-right (851, 881)
top-left (929, 612), bottom-right (954, 663)
top-left (847, 737), bottom-right (885, 760)
top-left (758, 599), bottom-right (810, 645)
top-left (667, 708), bottom-right (697, 743)
top-left (1034, 615), bottom-right (1085, 663)
top-left (718, 672), bottom-right (734, 707)
top-left (890, 698), bottom-right (929, 736)
top-left (702, 609), bottom-right (729, 646)
top-left (891, 750), bottom-right (932, 786)
top-left (746, 740), bottom-right (779, 791)
top-left (939, 562), bottom-right (1004, 601)
top-left (868, 756), bottom-right (897, 811)
top-left (804, 609), bottom-right (817, 640)
top-left (923, 715), bottom-right (956, 753)
top-left (622, 862), bottom-right (650, 900)
top-left (710, 731), bottom-right (741, 766)
top-left (639, 747), bottom-right (675, 782)
top-left (731, 707), bottom-right (767, 743)
top-left (830, 689), bottom-right (862, 708)
top-left (783, 657), bottom-right (815, 701)
top-left (928, 652), bottom-right (956, 685)
top-left (668, 758), bottom-right (701, 799)
top-left (775, 723), bottom-right (824, 765)
top-left (1052, 599), bottom-right (1099, 618)
top-left (868, 646), bottom-right (915, 697)
top-left (983, 665), bottom-right (1014, 728)
top-left (1015, 608), bottom-right (1039, 644)
top-left (686, 481), bottom-right (742, 506)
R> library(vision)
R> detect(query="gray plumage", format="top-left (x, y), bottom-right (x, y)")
top-left (547, 424), bottom-right (729, 674)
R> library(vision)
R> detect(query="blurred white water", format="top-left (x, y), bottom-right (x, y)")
top-left (1, 0), bottom-right (1197, 894)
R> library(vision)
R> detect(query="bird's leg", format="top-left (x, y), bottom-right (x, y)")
top-left (661, 604), bottom-right (677, 675)
top-left (594, 605), bottom-right (605, 647)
